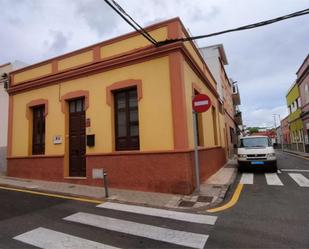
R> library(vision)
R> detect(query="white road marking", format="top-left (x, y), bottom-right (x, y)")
top-left (14, 227), bottom-right (119, 249)
top-left (265, 173), bottom-right (284, 186)
top-left (288, 173), bottom-right (309, 187)
top-left (97, 202), bottom-right (217, 225)
top-left (277, 169), bottom-right (282, 174)
top-left (240, 173), bottom-right (254, 184)
top-left (64, 212), bottom-right (208, 249)
top-left (281, 169), bottom-right (309, 173)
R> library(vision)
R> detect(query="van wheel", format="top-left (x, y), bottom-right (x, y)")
top-left (271, 162), bottom-right (278, 172)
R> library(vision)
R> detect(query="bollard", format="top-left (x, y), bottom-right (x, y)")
top-left (103, 170), bottom-right (109, 198)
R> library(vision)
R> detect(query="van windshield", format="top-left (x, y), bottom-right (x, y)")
top-left (240, 137), bottom-right (271, 148)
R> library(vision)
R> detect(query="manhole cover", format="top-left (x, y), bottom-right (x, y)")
top-left (68, 185), bottom-right (76, 188)
top-left (178, 200), bottom-right (195, 207)
top-left (197, 196), bottom-right (213, 203)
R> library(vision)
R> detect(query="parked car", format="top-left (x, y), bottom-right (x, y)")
top-left (237, 136), bottom-right (277, 172)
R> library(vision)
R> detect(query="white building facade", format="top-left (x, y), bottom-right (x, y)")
top-left (0, 61), bottom-right (26, 173)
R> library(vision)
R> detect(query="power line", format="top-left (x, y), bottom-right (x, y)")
top-left (111, 0), bottom-right (158, 44)
top-left (103, 0), bottom-right (158, 46)
top-left (157, 7), bottom-right (309, 46)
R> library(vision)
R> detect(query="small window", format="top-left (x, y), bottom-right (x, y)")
top-left (32, 105), bottom-right (45, 155)
top-left (114, 88), bottom-right (139, 150)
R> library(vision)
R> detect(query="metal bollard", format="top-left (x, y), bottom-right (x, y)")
top-left (103, 170), bottom-right (109, 198)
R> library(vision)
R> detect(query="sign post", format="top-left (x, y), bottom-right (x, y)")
top-left (192, 94), bottom-right (211, 193)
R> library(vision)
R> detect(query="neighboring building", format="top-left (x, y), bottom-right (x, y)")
top-left (7, 18), bottom-right (226, 195)
top-left (199, 44), bottom-right (241, 158)
top-left (281, 116), bottom-right (290, 147)
top-left (286, 81), bottom-right (305, 152)
top-left (0, 61), bottom-right (26, 173)
top-left (251, 130), bottom-right (276, 145)
top-left (297, 54), bottom-right (309, 152)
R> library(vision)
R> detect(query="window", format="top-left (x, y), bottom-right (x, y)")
top-left (114, 88), bottom-right (139, 150)
top-left (32, 105), bottom-right (45, 155)
top-left (229, 127), bottom-right (234, 143)
top-left (297, 97), bottom-right (301, 108)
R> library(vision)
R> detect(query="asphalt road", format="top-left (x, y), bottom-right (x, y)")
top-left (0, 151), bottom-right (308, 248)
top-left (206, 150), bottom-right (309, 248)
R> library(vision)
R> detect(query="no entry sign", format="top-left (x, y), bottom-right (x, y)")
top-left (192, 94), bottom-right (211, 113)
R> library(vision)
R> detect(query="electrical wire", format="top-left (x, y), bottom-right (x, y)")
top-left (111, 0), bottom-right (158, 44)
top-left (103, 0), bottom-right (158, 46)
top-left (157, 7), bottom-right (309, 46)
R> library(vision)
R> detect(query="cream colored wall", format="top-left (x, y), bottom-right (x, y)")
top-left (58, 51), bottom-right (93, 71)
top-left (14, 64), bottom-right (52, 85)
top-left (11, 56), bottom-right (174, 156)
top-left (101, 27), bottom-right (168, 59)
top-left (183, 61), bottom-right (220, 149)
top-left (12, 85), bottom-right (64, 156)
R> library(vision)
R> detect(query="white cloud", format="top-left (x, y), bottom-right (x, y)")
top-left (0, 0), bottom-right (308, 127)
top-left (243, 105), bottom-right (288, 128)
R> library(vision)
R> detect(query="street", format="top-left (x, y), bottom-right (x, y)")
top-left (207, 150), bottom-right (309, 248)
top-left (0, 151), bottom-right (308, 248)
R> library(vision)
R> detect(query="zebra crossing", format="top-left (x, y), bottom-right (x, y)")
top-left (13, 202), bottom-right (217, 249)
top-left (239, 172), bottom-right (309, 187)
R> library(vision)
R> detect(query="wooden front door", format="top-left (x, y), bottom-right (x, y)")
top-left (69, 98), bottom-right (86, 177)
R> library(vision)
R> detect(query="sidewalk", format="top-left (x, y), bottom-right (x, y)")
top-left (282, 149), bottom-right (309, 158)
top-left (0, 159), bottom-right (237, 212)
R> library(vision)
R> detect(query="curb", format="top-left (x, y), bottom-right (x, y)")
top-left (0, 183), bottom-right (105, 204)
top-left (282, 149), bottom-right (309, 159)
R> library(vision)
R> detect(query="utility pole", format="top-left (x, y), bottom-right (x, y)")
top-left (273, 114), bottom-right (277, 146)
top-left (278, 114), bottom-right (283, 151)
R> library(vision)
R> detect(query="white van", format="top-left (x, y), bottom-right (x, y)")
top-left (237, 136), bottom-right (277, 171)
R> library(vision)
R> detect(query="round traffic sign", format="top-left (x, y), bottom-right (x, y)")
top-left (192, 94), bottom-right (211, 113)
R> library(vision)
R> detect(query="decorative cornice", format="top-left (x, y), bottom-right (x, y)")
top-left (8, 42), bottom-right (219, 98)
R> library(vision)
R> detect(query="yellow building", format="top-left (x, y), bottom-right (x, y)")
top-left (7, 18), bottom-right (226, 194)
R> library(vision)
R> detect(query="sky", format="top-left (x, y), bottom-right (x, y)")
top-left (1, 0), bottom-right (308, 128)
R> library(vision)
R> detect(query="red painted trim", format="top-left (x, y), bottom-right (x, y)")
top-left (9, 18), bottom-right (181, 76)
top-left (86, 146), bottom-right (222, 156)
top-left (180, 27), bottom-right (217, 86)
top-left (52, 60), bottom-right (58, 73)
top-left (106, 79), bottom-right (143, 106)
top-left (167, 20), bottom-right (182, 39)
top-left (93, 46), bottom-right (101, 62)
top-left (169, 51), bottom-right (189, 150)
top-left (60, 90), bottom-right (89, 113)
top-left (0, 62), bottom-right (10, 68)
top-left (8, 42), bottom-right (219, 99)
top-left (26, 99), bottom-right (49, 119)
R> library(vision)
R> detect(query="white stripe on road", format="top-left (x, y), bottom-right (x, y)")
top-left (97, 202), bottom-right (217, 225)
top-left (281, 169), bottom-right (309, 173)
top-left (240, 173), bottom-right (254, 184)
top-left (288, 173), bottom-right (309, 187)
top-left (265, 173), bottom-right (284, 186)
top-left (14, 227), bottom-right (119, 249)
top-left (64, 212), bottom-right (208, 249)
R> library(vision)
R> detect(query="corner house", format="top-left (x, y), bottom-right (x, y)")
top-left (7, 18), bottom-right (226, 194)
